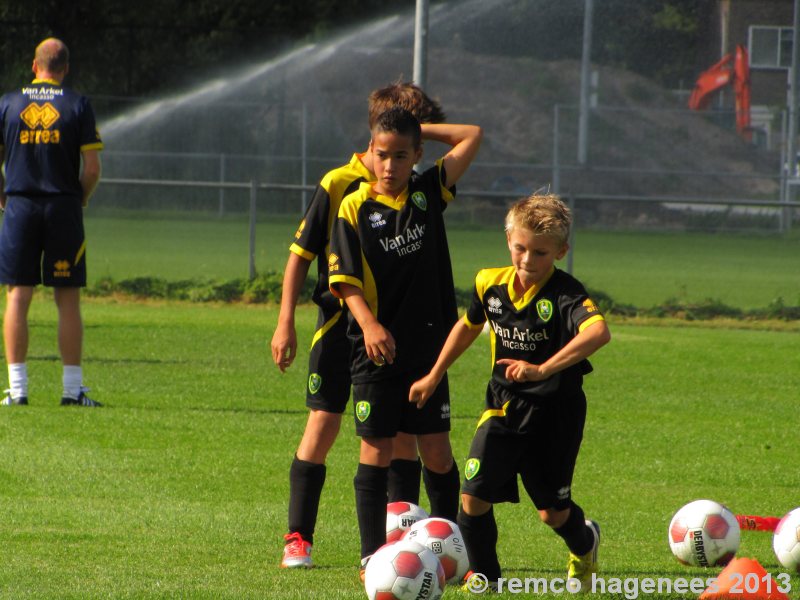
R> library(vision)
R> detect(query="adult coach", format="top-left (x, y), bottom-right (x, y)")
top-left (0, 38), bottom-right (103, 406)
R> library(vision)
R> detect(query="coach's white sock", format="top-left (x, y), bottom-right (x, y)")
top-left (8, 363), bottom-right (28, 399)
top-left (62, 366), bottom-right (83, 399)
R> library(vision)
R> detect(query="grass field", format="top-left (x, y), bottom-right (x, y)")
top-left (1, 212), bottom-right (799, 597)
top-left (0, 295), bottom-right (798, 599)
top-left (83, 214), bottom-right (800, 310)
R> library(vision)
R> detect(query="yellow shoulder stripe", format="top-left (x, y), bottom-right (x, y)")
top-left (578, 314), bottom-right (605, 332)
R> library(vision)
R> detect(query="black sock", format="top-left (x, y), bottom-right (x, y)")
top-left (287, 456), bottom-right (326, 545)
top-left (458, 507), bottom-right (501, 582)
top-left (354, 463), bottom-right (389, 559)
top-left (422, 461), bottom-right (460, 522)
top-left (387, 458), bottom-right (421, 504)
top-left (553, 502), bottom-right (593, 555)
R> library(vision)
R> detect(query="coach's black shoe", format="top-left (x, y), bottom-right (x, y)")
top-left (1, 390), bottom-right (28, 406)
top-left (61, 386), bottom-right (102, 407)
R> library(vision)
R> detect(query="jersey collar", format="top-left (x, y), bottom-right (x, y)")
top-left (369, 184), bottom-right (409, 210)
top-left (350, 152), bottom-right (375, 182)
top-left (508, 266), bottom-right (556, 309)
top-left (32, 78), bottom-right (61, 86)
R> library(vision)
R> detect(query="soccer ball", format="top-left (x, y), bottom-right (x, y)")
top-left (386, 502), bottom-right (429, 543)
top-left (403, 517), bottom-right (469, 584)
top-left (773, 507), bottom-right (800, 573)
top-left (364, 539), bottom-right (446, 600)
top-left (668, 499), bottom-right (740, 567)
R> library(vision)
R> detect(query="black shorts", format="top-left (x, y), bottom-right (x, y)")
top-left (0, 195), bottom-right (86, 287)
top-left (352, 369), bottom-right (451, 438)
top-left (461, 381), bottom-right (586, 510)
top-left (306, 310), bottom-right (352, 413)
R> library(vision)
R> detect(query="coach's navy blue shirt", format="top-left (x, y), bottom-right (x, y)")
top-left (0, 79), bottom-right (103, 198)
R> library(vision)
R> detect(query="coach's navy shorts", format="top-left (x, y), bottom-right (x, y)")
top-left (352, 369), bottom-right (451, 438)
top-left (0, 195), bottom-right (86, 287)
top-left (461, 381), bottom-right (587, 510)
top-left (306, 310), bottom-right (352, 413)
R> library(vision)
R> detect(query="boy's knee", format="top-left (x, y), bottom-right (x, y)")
top-left (461, 493), bottom-right (491, 516)
top-left (539, 507), bottom-right (570, 528)
top-left (392, 432), bottom-right (418, 461)
top-left (417, 433), bottom-right (453, 472)
top-left (360, 436), bottom-right (394, 466)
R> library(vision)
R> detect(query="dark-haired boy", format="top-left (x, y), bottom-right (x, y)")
top-left (272, 83), bottom-right (448, 568)
top-left (329, 107), bottom-right (482, 575)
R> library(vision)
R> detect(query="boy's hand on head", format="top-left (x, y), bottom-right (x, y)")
top-left (270, 323), bottom-right (297, 373)
top-left (363, 321), bottom-right (396, 366)
top-left (496, 359), bottom-right (546, 383)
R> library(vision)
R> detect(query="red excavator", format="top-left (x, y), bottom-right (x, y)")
top-left (688, 44), bottom-right (751, 141)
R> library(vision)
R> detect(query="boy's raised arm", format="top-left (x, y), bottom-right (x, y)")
top-left (421, 123), bottom-right (483, 189)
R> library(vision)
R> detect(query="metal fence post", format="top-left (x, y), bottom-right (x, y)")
top-left (552, 104), bottom-right (560, 194)
top-left (249, 180), bottom-right (257, 280)
top-left (218, 153), bottom-right (226, 218)
top-left (567, 195), bottom-right (575, 276)
top-left (301, 103), bottom-right (309, 213)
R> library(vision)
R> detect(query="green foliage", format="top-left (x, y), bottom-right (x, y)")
top-left (87, 272), bottom-right (314, 305)
top-left (86, 273), bottom-right (800, 322)
top-left (0, 0), bottom-right (412, 98)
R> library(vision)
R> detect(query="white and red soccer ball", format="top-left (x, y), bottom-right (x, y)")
top-left (668, 499), bottom-right (740, 567)
top-left (364, 539), bottom-right (445, 600)
top-left (403, 517), bottom-right (469, 584)
top-left (386, 502), bottom-right (429, 543)
top-left (773, 507), bottom-right (800, 573)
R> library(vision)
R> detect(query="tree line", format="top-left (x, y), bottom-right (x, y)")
top-left (1, 0), bottom-right (708, 103)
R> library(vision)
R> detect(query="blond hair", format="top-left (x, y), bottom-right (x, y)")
top-left (505, 193), bottom-right (572, 246)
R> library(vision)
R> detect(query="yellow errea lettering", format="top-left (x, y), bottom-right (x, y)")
top-left (20, 130), bottom-right (29, 143)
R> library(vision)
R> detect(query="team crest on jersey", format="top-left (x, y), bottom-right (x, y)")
top-left (308, 373), bottom-right (322, 394)
top-left (487, 297), bottom-right (503, 314)
top-left (536, 299), bottom-right (554, 322)
top-left (368, 211), bottom-right (386, 228)
top-left (355, 401), bottom-right (371, 422)
top-left (464, 458), bottom-right (480, 480)
top-left (411, 191), bottom-right (427, 211)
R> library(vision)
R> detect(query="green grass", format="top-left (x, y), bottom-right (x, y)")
top-left (1, 297), bottom-right (798, 598)
top-left (82, 214), bottom-right (800, 310)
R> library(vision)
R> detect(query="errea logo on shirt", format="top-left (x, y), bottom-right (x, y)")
top-left (294, 219), bottom-right (306, 240)
top-left (328, 253), bottom-right (339, 272)
top-left (368, 211), bottom-right (386, 228)
top-left (487, 297), bottom-right (503, 314)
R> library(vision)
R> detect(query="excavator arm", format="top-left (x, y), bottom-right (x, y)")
top-left (688, 45), bottom-right (751, 141)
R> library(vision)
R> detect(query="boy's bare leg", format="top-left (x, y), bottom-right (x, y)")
top-left (4, 286), bottom-right (34, 363)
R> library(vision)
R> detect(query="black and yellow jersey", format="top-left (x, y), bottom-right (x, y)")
top-left (289, 153), bottom-right (374, 321)
top-left (329, 159), bottom-right (458, 382)
top-left (464, 266), bottom-right (604, 398)
top-left (0, 79), bottom-right (103, 198)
